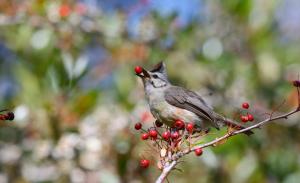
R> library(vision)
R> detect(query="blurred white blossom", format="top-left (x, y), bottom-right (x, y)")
top-left (0, 144), bottom-right (21, 164)
top-left (22, 163), bottom-right (59, 182)
top-left (53, 133), bottom-right (81, 159)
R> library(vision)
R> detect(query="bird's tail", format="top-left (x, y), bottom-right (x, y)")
top-left (213, 113), bottom-right (254, 136)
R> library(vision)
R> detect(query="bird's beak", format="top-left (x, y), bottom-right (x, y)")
top-left (136, 68), bottom-right (150, 78)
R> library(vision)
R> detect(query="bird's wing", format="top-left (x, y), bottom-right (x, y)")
top-left (164, 86), bottom-right (220, 129)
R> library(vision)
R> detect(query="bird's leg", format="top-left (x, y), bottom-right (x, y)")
top-left (193, 125), bottom-right (211, 134)
top-left (188, 131), bottom-right (191, 150)
top-left (170, 127), bottom-right (177, 133)
top-left (170, 128), bottom-right (176, 152)
top-left (193, 124), bottom-right (202, 134)
top-left (190, 126), bottom-right (211, 139)
top-left (204, 128), bottom-right (211, 134)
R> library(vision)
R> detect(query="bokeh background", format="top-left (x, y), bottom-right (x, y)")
top-left (0, 0), bottom-right (300, 182)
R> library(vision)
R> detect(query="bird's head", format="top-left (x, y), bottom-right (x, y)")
top-left (136, 61), bottom-right (170, 89)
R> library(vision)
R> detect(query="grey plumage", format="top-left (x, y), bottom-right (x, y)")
top-left (165, 85), bottom-right (253, 135)
top-left (164, 86), bottom-right (219, 129)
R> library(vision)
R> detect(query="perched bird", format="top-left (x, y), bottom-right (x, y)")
top-left (136, 62), bottom-right (252, 135)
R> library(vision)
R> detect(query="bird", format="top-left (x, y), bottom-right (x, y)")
top-left (135, 62), bottom-right (252, 135)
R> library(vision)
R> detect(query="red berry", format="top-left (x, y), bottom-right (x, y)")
top-left (242, 102), bottom-right (249, 109)
top-left (140, 159), bottom-right (150, 168)
top-left (134, 123), bottom-right (142, 130)
top-left (293, 80), bottom-right (300, 87)
top-left (186, 123), bottom-right (194, 133)
top-left (141, 133), bottom-right (149, 140)
top-left (171, 131), bottom-right (180, 140)
top-left (149, 129), bottom-right (158, 139)
top-left (247, 114), bottom-right (254, 121)
top-left (59, 4), bottom-right (71, 17)
top-left (0, 115), bottom-right (5, 120)
top-left (6, 112), bottom-right (14, 121)
top-left (134, 66), bottom-right (143, 74)
top-left (240, 115), bottom-right (249, 123)
top-left (162, 131), bottom-right (171, 140)
top-left (174, 120), bottom-right (185, 130)
top-left (155, 120), bottom-right (163, 127)
top-left (0, 112), bottom-right (14, 121)
top-left (194, 148), bottom-right (203, 156)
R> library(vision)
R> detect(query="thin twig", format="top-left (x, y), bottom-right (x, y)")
top-left (186, 107), bottom-right (299, 155)
top-left (268, 99), bottom-right (286, 119)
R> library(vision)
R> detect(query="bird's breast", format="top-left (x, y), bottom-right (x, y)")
top-left (148, 95), bottom-right (201, 127)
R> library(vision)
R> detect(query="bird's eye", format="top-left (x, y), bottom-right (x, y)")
top-left (152, 74), bottom-right (158, 78)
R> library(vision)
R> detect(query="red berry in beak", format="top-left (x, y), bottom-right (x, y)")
top-left (134, 123), bottom-right (142, 130)
top-left (242, 102), bottom-right (249, 109)
top-left (162, 131), bottom-right (171, 140)
top-left (140, 159), bottom-right (150, 168)
top-left (194, 148), bottom-right (203, 156)
top-left (174, 120), bottom-right (185, 130)
top-left (186, 123), bottom-right (194, 133)
top-left (240, 115), bottom-right (249, 123)
top-left (247, 114), bottom-right (254, 121)
top-left (134, 66), bottom-right (143, 74)
top-left (141, 133), bottom-right (149, 140)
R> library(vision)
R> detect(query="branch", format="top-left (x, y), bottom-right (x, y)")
top-left (155, 161), bottom-right (177, 183)
top-left (186, 107), bottom-right (299, 154)
top-left (155, 86), bottom-right (300, 183)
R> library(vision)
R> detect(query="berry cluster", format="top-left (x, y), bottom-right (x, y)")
top-left (240, 102), bottom-right (254, 123)
top-left (134, 119), bottom-right (204, 169)
top-left (0, 110), bottom-right (14, 121)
